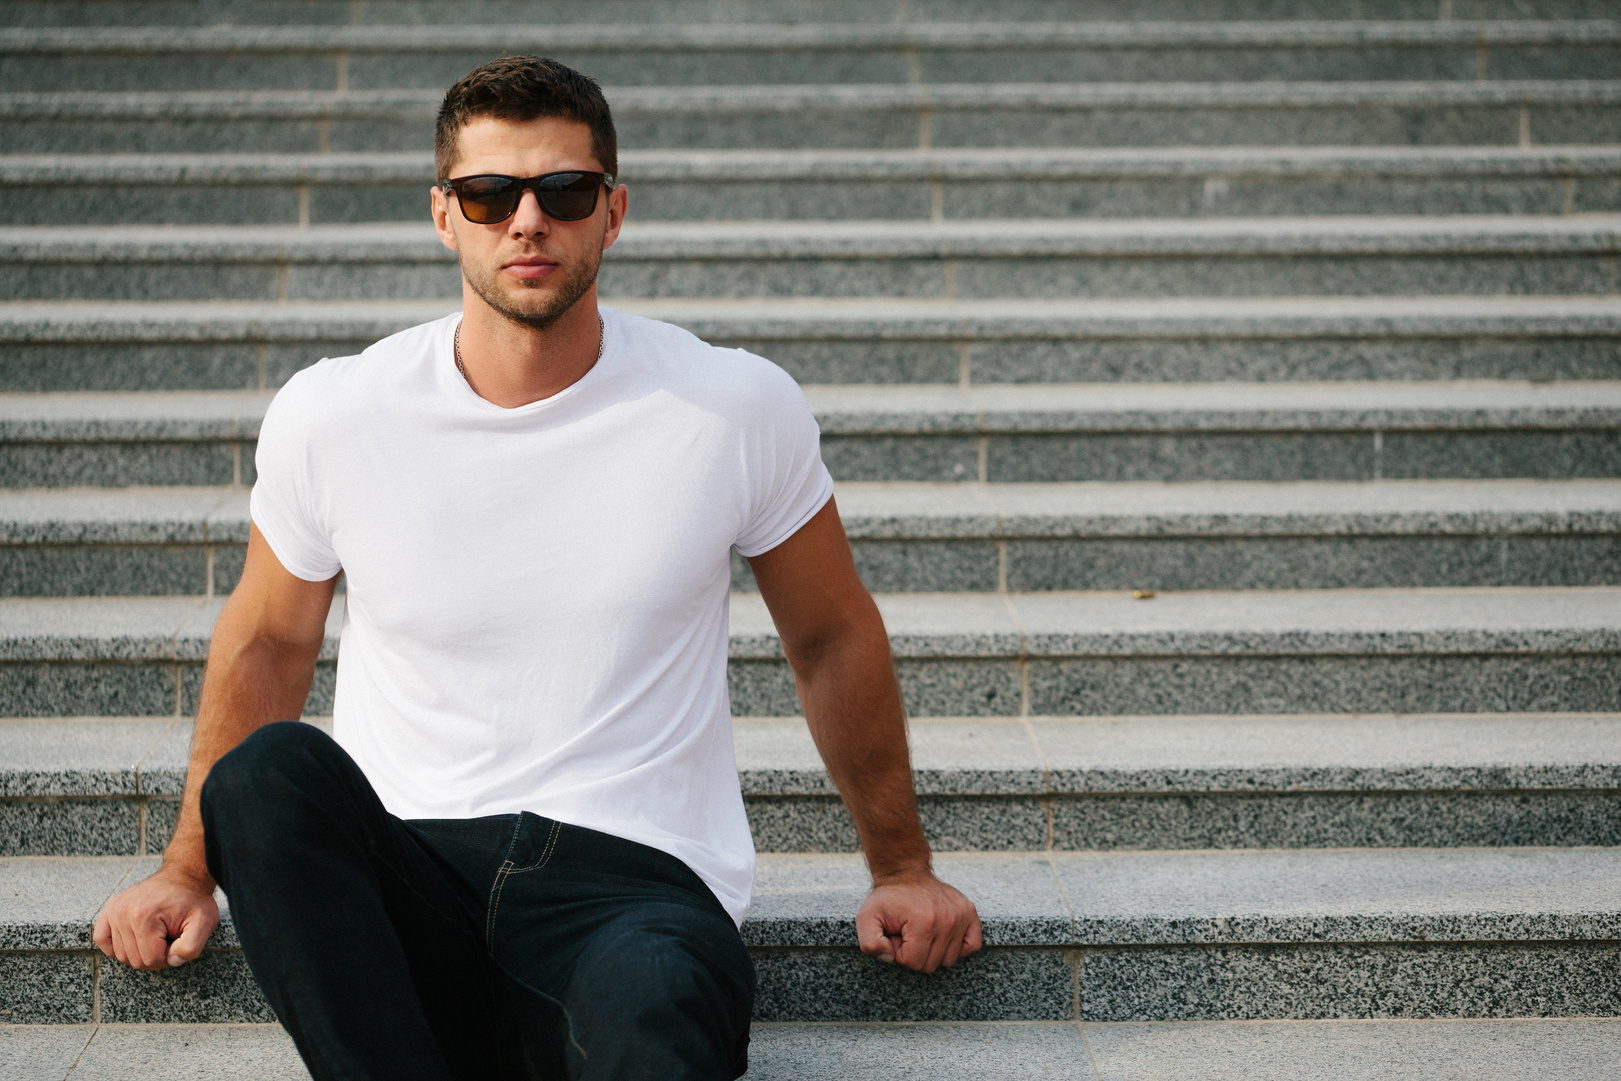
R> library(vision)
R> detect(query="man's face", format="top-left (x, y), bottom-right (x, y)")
top-left (430, 115), bottom-right (626, 330)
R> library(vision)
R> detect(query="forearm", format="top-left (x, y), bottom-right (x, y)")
top-left (790, 610), bottom-right (929, 880)
top-left (161, 602), bottom-right (324, 886)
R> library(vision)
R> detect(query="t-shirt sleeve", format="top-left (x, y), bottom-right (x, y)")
top-left (732, 358), bottom-right (835, 558)
top-left (249, 371), bottom-right (344, 582)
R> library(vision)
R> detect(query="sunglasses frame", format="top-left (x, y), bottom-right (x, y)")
top-left (438, 170), bottom-right (616, 225)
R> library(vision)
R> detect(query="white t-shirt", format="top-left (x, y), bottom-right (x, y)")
top-left (250, 307), bottom-right (834, 925)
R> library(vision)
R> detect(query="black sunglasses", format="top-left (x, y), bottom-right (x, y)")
top-left (439, 170), bottom-right (615, 225)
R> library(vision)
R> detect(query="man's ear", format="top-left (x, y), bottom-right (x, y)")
top-left (601, 183), bottom-right (628, 252)
top-left (431, 185), bottom-right (460, 253)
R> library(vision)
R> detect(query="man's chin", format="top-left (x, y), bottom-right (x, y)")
top-left (475, 281), bottom-right (570, 324)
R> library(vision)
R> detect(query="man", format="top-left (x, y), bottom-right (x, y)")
top-left (93, 56), bottom-right (980, 1081)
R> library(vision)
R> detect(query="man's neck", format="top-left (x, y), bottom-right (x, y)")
top-left (455, 290), bottom-right (604, 409)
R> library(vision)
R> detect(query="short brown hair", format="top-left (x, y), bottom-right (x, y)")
top-left (435, 56), bottom-right (618, 181)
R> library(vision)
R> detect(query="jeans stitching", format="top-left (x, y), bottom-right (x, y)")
top-left (482, 818), bottom-right (585, 1060)
top-left (484, 817), bottom-right (527, 951)
top-left (506, 818), bottom-right (562, 875)
top-left (484, 861), bottom-right (513, 953)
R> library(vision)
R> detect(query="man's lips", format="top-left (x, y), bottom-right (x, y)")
top-left (502, 256), bottom-right (558, 281)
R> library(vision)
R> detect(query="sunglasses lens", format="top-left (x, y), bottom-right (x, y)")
top-left (455, 176), bottom-right (521, 224)
top-left (536, 173), bottom-right (601, 221)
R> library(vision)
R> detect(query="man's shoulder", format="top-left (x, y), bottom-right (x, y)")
top-left (611, 308), bottom-right (804, 409)
top-left (272, 315), bottom-right (450, 409)
top-left (262, 314), bottom-right (450, 436)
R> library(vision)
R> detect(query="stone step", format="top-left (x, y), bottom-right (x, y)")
top-left (6, 0), bottom-right (1616, 29)
top-left (0, 586), bottom-right (1613, 719)
top-left (4, 20), bottom-right (1619, 93)
top-left (805, 380), bottom-right (1621, 484)
top-left (5, 294), bottom-right (1619, 392)
top-left (8, 1017), bottom-right (1621, 1081)
top-left (4, 381), bottom-right (1616, 488)
top-left (4, 80), bottom-right (1618, 152)
top-left (3, 846), bottom-right (1617, 1023)
top-left (4, 215), bottom-right (1619, 302)
top-left (4, 479), bottom-right (1619, 598)
top-left (10, 145), bottom-right (1621, 225)
top-left (786, 478), bottom-right (1621, 592)
top-left (5, 712), bottom-right (1617, 856)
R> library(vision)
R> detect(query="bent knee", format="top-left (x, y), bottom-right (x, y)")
top-left (200, 721), bottom-right (343, 822)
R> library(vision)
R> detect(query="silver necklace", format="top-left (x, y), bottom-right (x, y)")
top-left (454, 314), bottom-right (606, 384)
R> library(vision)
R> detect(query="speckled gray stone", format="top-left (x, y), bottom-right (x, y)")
top-left (143, 799), bottom-right (180, 853)
top-left (0, 951), bottom-right (93, 1023)
top-left (69, 1024), bottom-right (311, 1081)
top-left (1030, 712), bottom-right (1621, 791)
top-left (804, 380), bottom-right (1621, 437)
top-left (0, 855), bottom-right (140, 948)
top-left (1028, 653), bottom-right (1620, 716)
top-left (0, 662), bottom-right (181, 718)
top-left (8, 846), bottom-right (1621, 1023)
top-left (1053, 847), bottom-right (1621, 944)
top-left (99, 950), bottom-right (276, 1024)
top-left (1083, 1017), bottom-right (1621, 1080)
top-left (747, 584), bottom-right (1621, 715)
top-left (748, 1022), bottom-right (1095, 1080)
top-left (7, 379), bottom-right (1618, 486)
top-left (5, 293), bottom-right (1616, 386)
top-left (0, 1025), bottom-right (94, 1081)
top-left (816, 479), bottom-right (1621, 590)
top-left (10, 82), bottom-right (1621, 154)
top-left (747, 794), bottom-right (1051, 852)
top-left (737, 711), bottom-right (1621, 794)
top-left (10, 1019), bottom-right (1618, 1081)
top-left (0, 798), bottom-right (142, 856)
top-left (735, 716), bottom-right (1047, 795)
top-left (1049, 790), bottom-right (1621, 850)
top-left (0, 487), bottom-right (240, 545)
top-left (749, 852), bottom-right (1073, 947)
top-left (753, 948), bottom-right (1076, 1022)
top-left (3, 217), bottom-right (1619, 303)
top-left (0, 594), bottom-right (337, 664)
top-left (0, 717), bottom-right (174, 795)
top-left (1078, 941), bottom-right (1621, 1021)
top-left (15, 146), bottom-right (1621, 225)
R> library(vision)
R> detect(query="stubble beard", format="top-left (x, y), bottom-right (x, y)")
top-left (459, 240), bottom-right (603, 332)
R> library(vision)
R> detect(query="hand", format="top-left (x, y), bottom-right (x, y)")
top-left (855, 866), bottom-right (983, 973)
top-left (93, 863), bottom-right (219, 971)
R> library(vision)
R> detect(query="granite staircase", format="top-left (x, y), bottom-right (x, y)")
top-left (2, 0), bottom-right (1620, 1078)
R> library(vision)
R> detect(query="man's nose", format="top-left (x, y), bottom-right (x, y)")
top-left (508, 187), bottom-right (549, 237)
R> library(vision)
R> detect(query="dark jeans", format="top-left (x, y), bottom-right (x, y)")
top-left (200, 721), bottom-right (755, 1081)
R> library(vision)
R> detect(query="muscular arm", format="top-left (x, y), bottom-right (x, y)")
top-left (747, 497), bottom-right (982, 973)
top-left (93, 524), bottom-right (337, 971)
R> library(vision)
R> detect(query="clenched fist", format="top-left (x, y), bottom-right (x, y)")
top-left (855, 867), bottom-right (982, 973)
top-left (93, 864), bottom-right (219, 972)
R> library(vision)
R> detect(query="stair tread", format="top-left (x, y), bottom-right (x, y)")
top-left (5, 79), bottom-right (1618, 118)
top-left (11, 1017), bottom-right (1621, 1081)
top-left (5, 478), bottom-right (1621, 544)
top-left (5, 381), bottom-right (1617, 440)
top-left (4, 214), bottom-right (1619, 258)
top-left (0, 586), bottom-right (1614, 663)
top-left (6, 294), bottom-right (1621, 344)
top-left (5, 712), bottom-right (1618, 798)
top-left (9, 144), bottom-right (1621, 183)
top-left (4, 846), bottom-right (1618, 950)
top-left (5, 19), bottom-right (1620, 52)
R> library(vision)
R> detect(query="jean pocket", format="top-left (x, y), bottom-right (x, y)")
top-left (484, 815), bottom-right (562, 952)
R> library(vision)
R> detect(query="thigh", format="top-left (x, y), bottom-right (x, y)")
top-left (486, 817), bottom-right (755, 1081)
top-left (203, 724), bottom-right (525, 1081)
top-left (561, 900), bottom-right (755, 1081)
